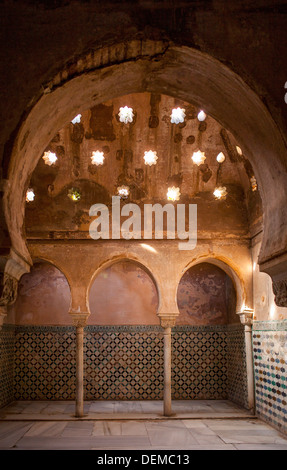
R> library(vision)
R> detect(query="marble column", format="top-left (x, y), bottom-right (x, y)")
top-left (72, 315), bottom-right (88, 418)
top-left (160, 316), bottom-right (176, 417)
top-left (237, 308), bottom-right (255, 411)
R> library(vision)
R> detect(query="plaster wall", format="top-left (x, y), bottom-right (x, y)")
top-left (7, 262), bottom-right (71, 326)
top-left (251, 234), bottom-right (287, 433)
top-left (252, 233), bottom-right (287, 321)
top-left (89, 261), bottom-right (159, 326)
top-left (8, 256), bottom-right (240, 328)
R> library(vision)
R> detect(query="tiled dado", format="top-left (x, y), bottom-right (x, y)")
top-left (85, 325), bottom-right (241, 401)
top-left (2, 324), bottom-right (248, 404)
top-left (14, 326), bottom-right (76, 400)
top-left (172, 326), bottom-right (228, 400)
top-left (84, 326), bottom-right (164, 400)
top-left (253, 321), bottom-right (287, 434)
top-left (226, 324), bottom-right (249, 409)
top-left (0, 325), bottom-right (15, 408)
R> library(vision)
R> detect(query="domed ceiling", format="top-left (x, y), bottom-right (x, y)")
top-left (25, 92), bottom-right (262, 240)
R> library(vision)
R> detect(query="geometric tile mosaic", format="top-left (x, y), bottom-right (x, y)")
top-left (14, 326), bottom-right (76, 400)
top-left (1, 324), bottom-right (248, 406)
top-left (226, 324), bottom-right (249, 409)
top-left (172, 326), bottom-right (228, 399)
top-left (3, 320), bottom-right (287, 436)
top-left (253, 321), bottom-right (287, 435)
top-left (84, 326), bottom-right (164, 400)
top-left (0, 325), bottom-right (15, 408)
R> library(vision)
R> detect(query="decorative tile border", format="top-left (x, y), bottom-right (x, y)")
top-left (85, 325), bottom-right (162, 334)
top-left (253, 320), bottom-right (287, 331)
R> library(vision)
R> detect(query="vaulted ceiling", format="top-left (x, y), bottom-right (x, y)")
top-left (25, 92), bottom-right (262, 240)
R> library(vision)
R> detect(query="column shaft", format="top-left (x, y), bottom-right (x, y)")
top-left (75, 325), bottom-right (84, 417)
top-left (163, 327), bottom-right (172, 416)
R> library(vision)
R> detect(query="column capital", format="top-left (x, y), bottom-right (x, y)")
top-left (0, 254), bottom-right (31, 310)
top-left (158, 314), bottom-right (177, 329)
top-left (272, 278), bottom-right (287, 307)
top-left (0, 273), bottom-right (19, 308)
top-left (236, 307), bottom-right (254, 326)
top-left (70, 312), bottom-right (89, 328)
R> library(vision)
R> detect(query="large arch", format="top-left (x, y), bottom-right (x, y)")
top-left (3, 40), bottom-right (287, 291)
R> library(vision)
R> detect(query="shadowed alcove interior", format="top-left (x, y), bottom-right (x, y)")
top-left (176, 262), bottom-right (237, 326)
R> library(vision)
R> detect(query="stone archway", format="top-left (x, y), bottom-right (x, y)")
top-left (3, 40), bottom-right (287, 300)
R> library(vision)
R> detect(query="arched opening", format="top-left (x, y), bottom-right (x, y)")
top-left (3, 42), bottom-right (287, 279)
top-left (5, 89), bottom-right (256, 412)
top-left (174, 262), bottom-right (247, 407)
top-left (88, 259), bottom-right (159, 325)
top-left (1, 41), bottom-right (286, 425)
top-left (4, 261), bottom-right (75, 401)
top-left (85, 259), bottom-right (162, 401)
top-left (177, 262), bottom-right (237, 326)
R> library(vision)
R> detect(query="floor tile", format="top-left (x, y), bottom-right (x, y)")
top-left (1, 400), bottom-right (287, 450)
top-left (0, 422), bottom-right (33, 448)
top-left (92, 421), bottom-right (122, 436)
top-left (24, 421), bottom-right (67, 437)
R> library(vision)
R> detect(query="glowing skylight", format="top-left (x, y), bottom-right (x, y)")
top-left (91, 150), bottom-right (105, 166)
top-left (42, 151), bottom-right (57, 166)
top-left (170, 107), bottom-right (185, 124)
top-left (26, 188), bottom-right (35, 202)
top-left (197, 110), bottom-right (206, 121)
top-left (191, 150), bottom-right (206, 166)
top-left (213, 186), bottom-right (227, 199)
top-left (143, 150), bottom-right (158, 166)
top-left (118, 106), bottom-right (134, 124)
top-left (68, 188), bottom-right (81, 201)
top-left (71, 114), bottom-right (82, 124)
top-left (167, 186), bottom-right (181, 201)
top-left (216, 152), bottom-right (225, 163)
top-left (117, 185), bottom-right (130, 198)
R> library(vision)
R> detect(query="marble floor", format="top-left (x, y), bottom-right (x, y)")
top-left (0, 400), bottom-right (287, 450)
